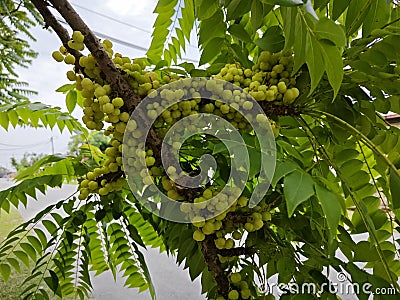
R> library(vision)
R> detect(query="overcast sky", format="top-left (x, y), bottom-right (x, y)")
top-left (0, 0), bottom-right (199, 170)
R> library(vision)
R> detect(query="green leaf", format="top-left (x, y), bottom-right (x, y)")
top-left (199, 37), bottom-right (225, 65)
top-left (14, 250), bottom-right (30, 268)
top-left (345, 0), bottom-right (372, 36)
top-left (251, 0), bottom-right (267, 32)
top-left (0, 112), bottom-right (9, 130)
top-left (284, 169), bottom-right (315, 216)
top-left (66, 90), bottom-right (77, 113)
top-left (8, 110), bottom-right (19, 127)
top-left (197, 0), bottom-right (219, 20)
top-left (318, 40), bottom-right (343, 99)
top-left (276, 256), bottom-right (296, 278)
top-left (44, 270), bottom-right (59, 292)
top-left (315, 184), bottom-right (342, 238)
top-left (271, 159), bottom-right (298, 187)
top-left (389, 96), bottom-right (400, 114)
top-left (6, 258), bottom-right (20, 273)
top-left (255, 26), bottom-right (285, 53)
top-left (362, 0), bottom-right (390, 36)
top-left (226, 0), bottom-right (252, 20)
top-left (127, 224), bottom-right (146, 248)
top-left (231, 44), bottom-right (252, 68)
top-left (332, 0), bottom-right (350, 20)
top-left (21, 243), bottom-right (37, 261)
top-left (228, 24), bottom-right (252, 42)
top-left (55, 84), bottom-right (74, 93)
top-left (305, 33), bottom-right (325, 93)
top-left (0, 264), bottom-right (11, 281)
top-left (314, 17), bottom-right (346, 47)
top-left (199, 11), bottom-right (226, 46)
top-left (390, 168), bottom-right (400, 209)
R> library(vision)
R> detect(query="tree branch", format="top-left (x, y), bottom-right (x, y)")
top-left (47, 0), bottom-right (140, 111)
top-left (217, 246), bottom-right (255, 257)
top-left (30, 0), bottom-right (82, 61)
top-left (260, 102), bottom-right (302, 116)
top-left (201, 235), bottom-right (230, 298)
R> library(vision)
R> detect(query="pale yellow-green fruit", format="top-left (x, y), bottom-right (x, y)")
top-left (203, 189), bottom-right (213, 200)
top-left (66, 70), bottom-right (76, 81)
top-left (228, 290), bottom-right (239, 300)
top-left (262, 211), bottom-right (272, 221)
top-left (72, 31), bottom-right (84, 43)
top-left (52, 51), bottom-right (64, 62)
top-left (59, 45), bottom-right (68, 55)
top-left (253, 219), bottom-right (264, 231)
top-left (244, 222), bottom-right (254, 232)
top-left (241, 288), bottom-right (251, 299)
top-left (214, 237), bottom-right (226, 249)
top-left (102, 103), bottom-right (115, 114)
top-left (256, 113), bottom-right (268, 124)
top-left (119, 112), bottom-right (130, 122)
top-left (98, 187), bottom-right (109, 196)
top-left (202, 221), bottom-right (215, 235)
top-left (283, 87), bottom-right (300, 105)
top-left (86, 171), bottom-right (96, 181)
top-left (142, 175), bottom-right (153, 186)
top-left (112, 97), bottom-right (124, 108)
top-left (115, 122), bottom-right (126, 133)
top-left (230, 273), bottom-right (241, 284)
top-left (242, 100), bottom-right (253, 110)
top-left (88, 181), bottom-right (98, 191)
top-left (232, 231), bottom-right (242, 240)
top-left (193, 230), bottom-right (205, 242)
top-left (237, 196), bottom-right (248, 207)
top-left (167, 166), bottom-right (177, 175)
top-left (81, 78), bottom-right (93, 90)
top-left (191, 216), bottom-right (206, 227)
top-left (145, 156), bottom-right (156, 167)
top-left (167, 189), bottom-right (181, 200)
top-left (64, 54), bottom-right (75, 65)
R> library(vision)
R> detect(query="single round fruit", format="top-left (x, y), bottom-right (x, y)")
top-left (193, 230), bottom-right (205, 241)
top-left (72, 31), bottom-right (84, 43)
top-left (242, 100), bottom-right (253, 110)
top-left (112, 97), bottom-right (124, 108)
top-left (228, 290), bottom-right (239, 300)
top-left (64, 54), bottom-right (75, 64)
top-left (52, 51), bottom-right (64, 62)
top-left (230, 273), bottom-right (241, 284)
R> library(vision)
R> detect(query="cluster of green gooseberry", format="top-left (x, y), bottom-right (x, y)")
top-left (189, 188), bottom-right (272, 244)
top-left (52, 31), bottom-right (302, 299)
top-left (213, 50), bottom-right (299, 105)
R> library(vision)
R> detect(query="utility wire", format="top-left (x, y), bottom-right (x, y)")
top-left (70, 2), bottom-right (198, 49)
top-left (70, 2), bottom-right (151, 34)
top-left (0, 139), bottom-right (51, 148)
top-left (57, 19), bottom-right (199, 63)
top-left (0, 140), bottom-right (51, 151)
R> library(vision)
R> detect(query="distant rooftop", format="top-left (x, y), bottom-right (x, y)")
top-left (385, 114), bottom-right (400, 125)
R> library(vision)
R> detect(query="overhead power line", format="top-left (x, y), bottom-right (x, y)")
top-left (70, 2), bottom-right (152, 34)
top-left (0, 139), bottom-right (51, 151)
top-left (57, 19), bottom-right (199, 63)
top-left (0, 139), bottom-right (51, 148)
top-left (70, 2), bottom-right (198, 50)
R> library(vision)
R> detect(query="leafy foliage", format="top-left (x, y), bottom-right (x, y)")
top-left (1, 0), bottom-right (400, 300)
top-left (0, 0), bottom-right (42, 103)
